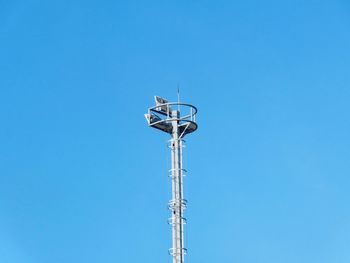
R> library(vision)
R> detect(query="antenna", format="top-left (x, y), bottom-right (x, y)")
top-left (145, 96), bottom-right (198, 263)
top-left (177, 85), bottom-right (180, 111)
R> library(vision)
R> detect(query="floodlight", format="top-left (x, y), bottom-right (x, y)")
top-left (154, 95), bottom-right (172, 115)
top-left (144, 113), bottom-right (162, 124)
top-left (155, 95), bottom-right (168, 104)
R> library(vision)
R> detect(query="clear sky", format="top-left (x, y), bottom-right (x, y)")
top-left (1, 1), bottom-right (350, 262)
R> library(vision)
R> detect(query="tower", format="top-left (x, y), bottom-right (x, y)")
top-left (145, 96), bottom-right (198, 263)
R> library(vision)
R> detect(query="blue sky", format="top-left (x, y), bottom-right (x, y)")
top-left (1, 1), bottom-right (350, 262)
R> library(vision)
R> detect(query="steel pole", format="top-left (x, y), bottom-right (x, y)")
top-left (170, 110), bottom-right (185, 263)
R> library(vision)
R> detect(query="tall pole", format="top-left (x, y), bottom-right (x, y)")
top-left (170, 109), bottom-right (185, 263)
top-left (145, 96), bottom-right (197, 263)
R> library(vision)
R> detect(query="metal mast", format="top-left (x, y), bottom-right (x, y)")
top-left (145, 96), bottom-right (198, 263)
